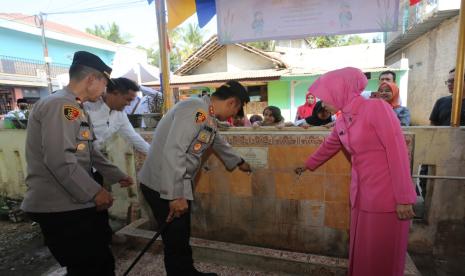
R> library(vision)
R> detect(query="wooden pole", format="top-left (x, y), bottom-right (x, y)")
top-left (155, 0), bottom-right (172, 113)
top-left (451, 0), bottom-right (465, 126)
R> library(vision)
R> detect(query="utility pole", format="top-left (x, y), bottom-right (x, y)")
top-left (155, 0), bottom-right (172, 112)
top-left (36, 12), bottom-right (53, 94)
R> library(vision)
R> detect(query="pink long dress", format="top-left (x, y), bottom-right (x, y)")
top-left (304, 67), bottom-right (417, 276)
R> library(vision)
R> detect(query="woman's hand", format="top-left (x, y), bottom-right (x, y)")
top-left (396, 204), bottom-right (415, 220)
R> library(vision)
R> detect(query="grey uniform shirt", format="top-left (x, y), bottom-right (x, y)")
top-left (138, 96), bottom-right (241, 201)
top-left (21, 88), bottom-right (127, 213)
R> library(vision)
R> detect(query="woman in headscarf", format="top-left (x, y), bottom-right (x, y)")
top-left (295, 90), bottom-right (316, 122)
top-left (374, 82), bottom-right (411, 126)
top-left (295, 101), bottom-right (334, 127)
top-left (295, 67), bottom-right (416, 276)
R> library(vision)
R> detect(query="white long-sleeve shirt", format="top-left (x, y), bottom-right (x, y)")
top-left (84, 98), bottom-right (150, 154)
top-left (5, 109), bottom-right (27, 119)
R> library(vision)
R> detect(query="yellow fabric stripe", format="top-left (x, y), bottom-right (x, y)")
top-left (167, 0), bottom-right (196, 30)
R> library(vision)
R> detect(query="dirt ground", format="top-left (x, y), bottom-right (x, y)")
top-left (0, 219), bottom-right (56, 276)
top-left (0, 217), bottom-right (447, 276)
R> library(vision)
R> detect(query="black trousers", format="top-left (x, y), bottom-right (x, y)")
top-left (140, 183), bottom-right (196, 276)
top-left (28, 208), bottom-right (115, 276)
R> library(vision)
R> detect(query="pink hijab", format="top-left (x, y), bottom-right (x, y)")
top-left (309, 67), bottom-right (368, 112)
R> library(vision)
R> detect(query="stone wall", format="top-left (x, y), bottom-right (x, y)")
top-left (406, 127), bottom-right (465, 275)
top-left (1, 127), bottom-right (463, 269)
top-left (0, 129), bottom-right (138, 219)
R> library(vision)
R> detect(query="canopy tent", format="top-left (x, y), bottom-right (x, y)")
top-left (119, 62), bottom-right (161, 84)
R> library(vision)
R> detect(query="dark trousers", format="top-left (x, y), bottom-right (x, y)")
top-left (28, 208), bottom-right (115, 276)
top-left (140, 183), bottom-right (196, 276)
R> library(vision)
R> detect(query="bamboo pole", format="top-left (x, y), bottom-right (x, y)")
top-left (451, 0), bottom-right (465, 126)
top-left (155, 0), bottom-right (172, 112)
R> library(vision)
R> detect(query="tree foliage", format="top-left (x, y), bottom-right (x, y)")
top-left (85, 22), bottom-right (131, 44)
top-left (305, 35), bottom-right (369, 48)
top-left (140, 23), bottom-right (204, 71)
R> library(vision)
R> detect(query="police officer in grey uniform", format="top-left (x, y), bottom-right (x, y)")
top-left (21, 51), bottom-right (134, 276)
top-left (139, 80), bottom-right (252, 276)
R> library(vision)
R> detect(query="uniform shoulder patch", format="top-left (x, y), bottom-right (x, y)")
top-left (195, 109), bottom-right (207, 124)
top-left (63, 105), bottom-right (81, 121)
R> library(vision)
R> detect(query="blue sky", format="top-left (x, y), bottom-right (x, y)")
top-left (0, 0), bottom-right (217, 48)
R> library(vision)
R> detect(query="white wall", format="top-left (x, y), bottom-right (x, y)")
top-left (226, 45), bottom-right (275, 72)
top-left (277, 43), bottom-right (385, 71)
top-left (190, 47), bottom-right (228, 74)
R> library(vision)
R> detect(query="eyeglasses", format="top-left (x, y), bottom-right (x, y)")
top-left (445, 79), bottom-right (454, 85)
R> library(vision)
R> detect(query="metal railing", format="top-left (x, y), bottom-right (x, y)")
top-left (0, 55), bottom-right (69, 78)
top-left (386, 0), bottom-right (440, 44)
top-left (412, 174), bottom-right (465, 180)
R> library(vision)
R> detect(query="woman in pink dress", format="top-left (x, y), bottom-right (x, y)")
top-left (295, 67), bottom-right (416, 276)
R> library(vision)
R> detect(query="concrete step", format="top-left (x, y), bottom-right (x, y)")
top-left (118, 218), bottom-right (421, 276)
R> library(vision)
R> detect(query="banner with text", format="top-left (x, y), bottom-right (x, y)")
top-left (216, 0), bottom-right (399, 44)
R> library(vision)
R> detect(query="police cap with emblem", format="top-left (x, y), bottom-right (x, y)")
top-left (215, 80), bottom-right (250, 117)
top-left (71, 51), bottom-right (113, 82)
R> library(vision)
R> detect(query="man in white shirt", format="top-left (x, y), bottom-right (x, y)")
top-left (85, 77), bottom-right (150, 155)
top-left (5, 98), bottom-right (29, 119)
top-left (125, 85), bottom-right (162, 114)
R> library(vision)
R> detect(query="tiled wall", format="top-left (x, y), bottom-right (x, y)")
top-left (135, 129), bottom-right (415, 258)
top-left (191, 132), bottom-right (352, 257)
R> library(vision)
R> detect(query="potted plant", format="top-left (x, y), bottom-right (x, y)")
top-left (142, 93), bottom-right (163, 128)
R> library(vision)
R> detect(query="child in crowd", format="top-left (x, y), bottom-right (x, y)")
top-left (231, 114), bottom-right (252, 127)
top-left (253, 106), bottom-right (285, 128)
top-left (249, 114), bottom-right (263, 125)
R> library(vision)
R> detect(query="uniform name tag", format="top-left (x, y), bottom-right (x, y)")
top-left (197, 129), bottom-right (212, 144)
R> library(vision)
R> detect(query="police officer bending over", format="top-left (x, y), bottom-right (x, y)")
top-left (21, 51), bottom-right (134, 276)
top-left (138, 80), bottom-right (252, 276)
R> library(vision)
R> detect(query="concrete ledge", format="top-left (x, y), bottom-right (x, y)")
top-left (118, 218), bottom-right (420, 276)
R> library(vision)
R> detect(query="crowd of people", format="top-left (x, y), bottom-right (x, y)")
top-left (220, 70), bottom-right (415, 129)
top-left (13, 50), bottom-right (465, 276)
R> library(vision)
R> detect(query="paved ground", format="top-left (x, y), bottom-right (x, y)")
top-left (44, 242), bottom-right (291, 276)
